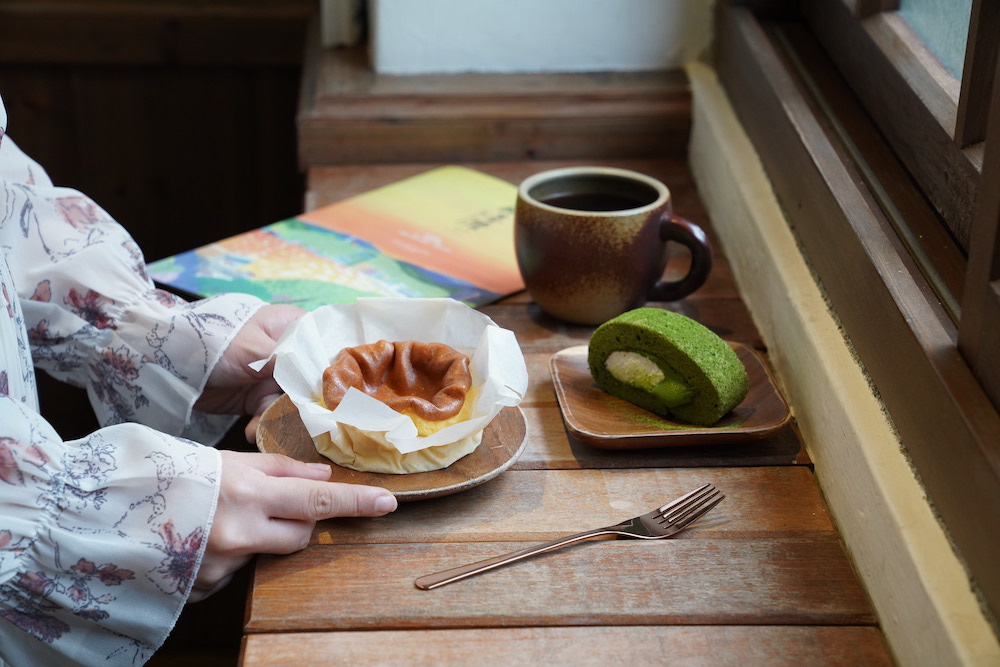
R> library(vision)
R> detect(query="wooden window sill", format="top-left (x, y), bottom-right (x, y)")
top-left (693, 7), bottom-right (1000, 664)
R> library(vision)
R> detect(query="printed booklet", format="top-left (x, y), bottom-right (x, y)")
top-left (148, 166), bottom-right (525, 309)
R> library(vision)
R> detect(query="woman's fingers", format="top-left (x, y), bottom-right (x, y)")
top-left (227, 451), bottom-right (332, 480)
top-left (258, 475), bottom-right (398, 522)
top-left (215, 451), bottom-right (397, 541)
top-left (195, 451), bottom-right (397, 600)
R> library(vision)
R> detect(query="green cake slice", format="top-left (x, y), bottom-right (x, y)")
top-left (587, 308), bottom-right (749, 426)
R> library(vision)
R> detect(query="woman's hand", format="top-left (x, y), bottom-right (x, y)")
top-left (190, 451), bottom-right (397, 602)
top-left (195, 304), bottom-right (305, 442)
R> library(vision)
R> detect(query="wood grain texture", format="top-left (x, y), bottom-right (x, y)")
top-left (246, 539), bottom-right (872, 632)
top-left (242, 626), bottom-right (893, 666)
top-left (1, 57), bottom-right (304, 264)
top-left (305, 159), bottom-right (717, 247)
top-left (513, 405), bottom-right (807, 469)
top-left (768, 24), bottom-right (966, 318)
top-left (958, 26), bottom-right (1000, 421)
top-left (480, 299), bottom-right (764, 353)
top-left (298, 39), bottom-right (693, 166)
top-left (304, 467), bottom-right (834, 546)
top-left (246, 467), bottom-right (873, 635)
top-left (304, 159), bottom-right (763, 350)
top-left (304, 159), bottom-right (741, 285)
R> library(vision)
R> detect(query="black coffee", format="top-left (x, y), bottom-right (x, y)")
top-left (541, 192), bottom-right (648, 212)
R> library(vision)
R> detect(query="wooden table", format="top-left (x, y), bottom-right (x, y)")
top-left (239, 159), bottom-right (893, 666)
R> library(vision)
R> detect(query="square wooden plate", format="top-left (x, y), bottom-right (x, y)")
top-left (549, 344), bottom-right (790, 449)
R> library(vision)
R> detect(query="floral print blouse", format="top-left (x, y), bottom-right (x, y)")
top-left (0, 95), bottom-right (265, 665)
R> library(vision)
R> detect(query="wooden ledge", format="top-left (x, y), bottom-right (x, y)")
top-left (298, 39), bottom-right (693, 167)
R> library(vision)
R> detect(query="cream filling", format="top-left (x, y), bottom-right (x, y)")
top-left (604, 350), bottom-right (694, 408)
top-left (605, 351), bottom-right (664, 389)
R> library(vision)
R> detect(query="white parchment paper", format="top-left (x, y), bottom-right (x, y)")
top-left (257, 298), bottom-right (528, 473)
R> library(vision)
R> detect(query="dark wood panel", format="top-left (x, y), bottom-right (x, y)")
top-left (0, 1), bottom-right (313, 65)
top-left (0, 2), bottom-right (310, 263)
top-left (958, 35), bottom-right (1000, 420)
top-left (299, 116), bottom-right (693, 166)
top-left (242, 626), bottom-right (894, 667)
top-left (1, 65), bottom-right (305, 261)
top-left (766, 24), bottom-right (966, 318)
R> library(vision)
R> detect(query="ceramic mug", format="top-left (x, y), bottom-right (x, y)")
top-left (514, 166), bottom-right (712, 325)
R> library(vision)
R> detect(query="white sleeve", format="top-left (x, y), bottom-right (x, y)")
top-left (0, 118), bottom-right (265, 445)
top-left (0, 94), bottom-right (257, 664)
top-left (0, 397), bottom-right (221, 666)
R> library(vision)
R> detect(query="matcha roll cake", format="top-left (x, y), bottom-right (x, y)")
top-left (587, 308), bottom-right (749, 426)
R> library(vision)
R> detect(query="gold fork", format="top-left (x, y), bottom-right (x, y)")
top-left (414, 483), bottom-right (724, 590)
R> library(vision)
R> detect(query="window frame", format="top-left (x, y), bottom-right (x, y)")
top-left (715, 0), bottom-right (1000, 629)
top-left (803, 0), bottom-right (979, 249)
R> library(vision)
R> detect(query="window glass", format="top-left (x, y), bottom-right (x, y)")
top-left (898, 0), bottom-right (972, 78)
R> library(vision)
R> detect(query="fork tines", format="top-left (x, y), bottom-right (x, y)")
top-left (658, 483), bottom-right (724, 529)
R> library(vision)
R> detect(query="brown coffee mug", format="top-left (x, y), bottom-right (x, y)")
top-left (514, 166), bottom-right (712, 325)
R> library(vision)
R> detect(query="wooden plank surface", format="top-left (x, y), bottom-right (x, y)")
top-left (242, 626), bottom-right (894, 667)
top-left (246, 468), bottom-right (870, 632)
top-left (239, 155), bottom-right (882, 663)
top-left (303, 158), bottom-right (743, 296)
top-left (514, 406), bottom-right (806, 469)
top-left (246, 539), bottom-right (871, 632)
top-left (481, 299), bottom-right (764, 353)
top-left (304, 467), bottom-right (832, 546)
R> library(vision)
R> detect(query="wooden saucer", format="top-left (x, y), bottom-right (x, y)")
top-left (256, 394), bottom-right (527, 501)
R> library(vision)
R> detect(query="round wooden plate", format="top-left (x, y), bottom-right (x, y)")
top-left (255, 394), bottom-right (527, 501)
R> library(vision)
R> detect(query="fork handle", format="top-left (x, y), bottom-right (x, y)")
top-left (414, 528), bottom-right (616, 590)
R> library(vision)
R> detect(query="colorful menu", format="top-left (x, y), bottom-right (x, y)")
top-left (147, 166), bottom-right (525, 309)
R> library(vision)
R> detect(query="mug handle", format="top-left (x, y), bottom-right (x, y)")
top-left (647, 216), bottom-right (713, 302)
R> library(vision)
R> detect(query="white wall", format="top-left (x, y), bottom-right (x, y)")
top-left (363, 0), bottom-right (714, 74)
